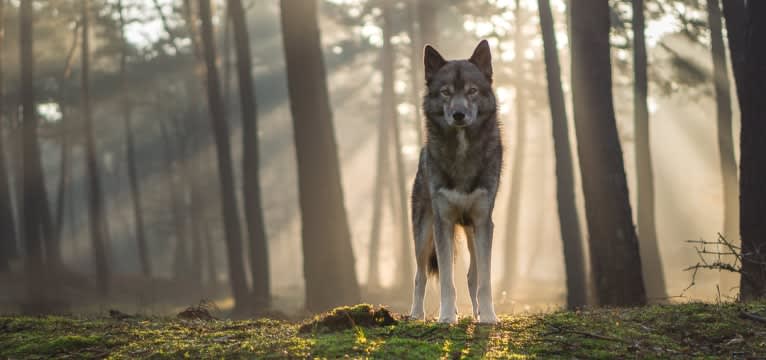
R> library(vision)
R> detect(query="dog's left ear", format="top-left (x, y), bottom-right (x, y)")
top-left (469, 40), bottom-right (493, 81)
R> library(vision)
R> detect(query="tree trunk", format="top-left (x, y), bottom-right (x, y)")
top-left (721, 0), bottom-right (746, 109)
top-left (537, 0), bottom-right (587, 308)
top-left (707, 0), bottom-right (739, 249)
top-left (570, 0), bottom-right (646, 306)
top-left (159, 120), bottom-right (190, 283)
top-left (633, 0), bottom-right (667, 300)
top-left (367, 103), bottom-right (391, 290)
top-left (0, 0), bottom-right (17, 272)
top-left (382, 2), bottom-right (414, 292)
top-left (501, 0), bottom-right (527, 293)
top-left (279, 0), bottom-right (360, 312)
top-left (739, 0), bottom-right (766, 301)
top-left (417, 0), bottom-right (437, 46)
top-left (197, 0), bottom-right (249, 310)
top-left (20, 0), bottom-right (47, 310)
top-left (229, 0), bottom-right (270, 309)
top-left (81, 0), bottom-right (109, 296)
top-left (406, 0), bottom-right (423, 145)
top-left (118, 0), bottom-right (150, 277)
top-left (54, 109), bottom-right (70, 256)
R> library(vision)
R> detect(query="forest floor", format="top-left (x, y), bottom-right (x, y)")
top-left (1, 301), bottom-right (766, 359)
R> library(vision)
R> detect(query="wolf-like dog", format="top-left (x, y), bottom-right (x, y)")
top-left (408, 40), bottom-right (502, 324)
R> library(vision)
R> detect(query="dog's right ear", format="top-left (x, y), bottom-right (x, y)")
top-left (424, 45), bottom-right (447, 81)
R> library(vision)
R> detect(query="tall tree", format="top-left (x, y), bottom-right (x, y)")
top-left (417, 0), bottom-right (437, 46)
top-left (633, 0), bottom-right (667, 300)
top-left (739, 0), bottom-right (766, 301)
top-left (0, 0), bottom-right (17, 272)
top-left (382, 1), bottom-right (414, 292)
top-left (229, 0), bottom-right (270, 308)
top-left (570, 0), bottom-right (646, 306)
top-left (707, 0), bottom-right (738, 249)
top-left (721, 0), bottom-right (746, 108)
top-left (118, 0), bottom-right (150, 277)
top-left (501, 0), bottom-right (527, 293)
top-left (20, 0), bottom-right (46, 308)
top-left (537, 0), bottom-right (587, 308)
top-left (197, 0), bottom-right (250, 311)
top-left (406, 0), bottom-right (423, 144)
top-left (280, 0), bottom-right (360, 312)
top-left (82, 0), bottom-right (110, 296)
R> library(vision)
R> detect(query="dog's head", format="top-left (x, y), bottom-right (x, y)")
top-left (423, 40), bottom-right (495, 129)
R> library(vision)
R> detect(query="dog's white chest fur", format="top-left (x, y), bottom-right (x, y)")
top-left (436, 188), bottom-right (489, 218)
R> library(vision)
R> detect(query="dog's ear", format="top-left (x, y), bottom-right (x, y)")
top-left (424, 45), bottom-right (447, 81)
top-left (469, 40), bottom-right (493, 81)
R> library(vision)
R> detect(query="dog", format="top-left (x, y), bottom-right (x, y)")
top-left (408, 40), bottom-right (502, 324)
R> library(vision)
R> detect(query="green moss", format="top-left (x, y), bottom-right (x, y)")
top-left (1, 301), bottom-right (765, 358)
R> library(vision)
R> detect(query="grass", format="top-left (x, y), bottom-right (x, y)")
top-left (1, 302), bottom-right (765, 359)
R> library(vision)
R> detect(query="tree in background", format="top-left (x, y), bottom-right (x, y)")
top-left (501, 0), bottom-right (527, 294)
top-left (118, 0), bottom-right (150, 278)
top-left (537, 0), bottom-right (587, 308)
top-left (0, 0), bottom-right (17, 272)
top-left (229, 0), bottom-right (271, 309)
top-left (571, 0), bottom-right (646, 306)
top-left (20, 0), bottom-right (46, 310)
top-left (280, 0), bottom-right (360, 312)
top-left (633, 0), bottom-right (667, 300)
top-left (706, 0), bottom-right (738, 262)
top-left (739, 0), bottom-right (766, 301)
top-left (197, 0), bottom-right (250, 312)
top-left (81, 0), bottom-right (110, 296)
top-left (721, 0), bottom-right (745, 108)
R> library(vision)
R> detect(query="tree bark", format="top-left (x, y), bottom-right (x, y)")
top-left (633, 0), bottom-right (667, 300)
top-left (20, 0), bottom-right (47, 306)
top-left (721, 0), bottom-right (746, 109)
top-left (406, 0), bottom-right (423, 145)
top-left (197, 0), bottom-right (250, 310)
top-left (501, 0), bottom-right (527, 293)
top-left (229, 0), bottom-right (270, 308)
top-left (739, 0), bottom-right (766, 301)
top-left (537, 0), bottom-right (587, 308)
top-left (117, 0), bottom-right (150, 277)
top-left (382, 2), bottom-right (414, 292)
top-left (707, 0), bottom-right (739, 249)
top-left (0, 0), bottom-right (17, 272)
top-left (570, 0), bottom-right (646, 306)
top-left (81, 0), bottom-right (110, 296)
top-left (279, 0), bottom-right (360, 312)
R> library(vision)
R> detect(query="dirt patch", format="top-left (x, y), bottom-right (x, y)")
top-left (299, 304), bottom-right (397, 334)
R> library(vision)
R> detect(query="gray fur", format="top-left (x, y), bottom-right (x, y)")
top-left (408, 40), bottom-right (502, 324)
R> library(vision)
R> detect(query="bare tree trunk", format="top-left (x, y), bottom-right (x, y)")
top-left (367, 107), bottom-right (391, 290)
top-left (537, 0), bottom-right (587, 308)
top-left (382, 2), bottom-right (414, 292)
top-left (198, 0), bottom-right (250, 311)
top-left (707, 0), bottom-right (739, 249)
top-left (501, 0), bottom-right (527, 293)
top-left (406, 0), bottom-right (423, 145)
top-left (417, 0), bottom-right (437, 46)
top-left (739, 0), bottom-right (766, 301)
top-left (53, 109), bottom-right (70, 255)
top-left (280, 0), bottom-right (360, 312)
top-left (229, 0), bottom-right (270, 309)
top-left (159, 120), bottom-right (190, 283)
top-left (81, 0), bottom-right (109, 296)
top-left (0, 0), bottom-right (17, 272)
top-left (117, 0), bottom-right (150, 277)
top-left (570, 0), bottom-right (646, 306)
top-left (633, 0), bottom-right (667, 301)
top-left (20, 0), bottom-right (47, 309)
top-left (721, 0), bottom-right (746, 109)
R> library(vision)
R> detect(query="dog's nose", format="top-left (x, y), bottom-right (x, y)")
top-left (453, 112), bottom-right (466, 122)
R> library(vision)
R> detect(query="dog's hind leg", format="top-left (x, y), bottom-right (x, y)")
top-left (465, 226), bottom-right (479, 320)
top-left (409, 205), bottom-right (433, 320)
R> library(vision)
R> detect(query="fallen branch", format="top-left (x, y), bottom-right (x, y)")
top-left (739, 310), bottom-right (766, 324)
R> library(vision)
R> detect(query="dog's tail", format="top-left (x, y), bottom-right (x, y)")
top-left (426, 245), bottom-right (439, 277)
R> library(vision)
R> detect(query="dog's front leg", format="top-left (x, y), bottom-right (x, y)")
top-left (432, 197), bottom-right (457, 323)
top-left (474, 217), bottom-right (497, 324)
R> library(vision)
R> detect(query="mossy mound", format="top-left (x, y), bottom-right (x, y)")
top-left (298, 304), bottom-right (397, 334)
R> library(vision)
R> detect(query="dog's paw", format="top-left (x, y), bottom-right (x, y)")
top-left (437, 312), bottom-right (458, 324)
top-left (478, 311), bottom-right (498, 325)
top-left (407, 311), bottom-right (425, 321)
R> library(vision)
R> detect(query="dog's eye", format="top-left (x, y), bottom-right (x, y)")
top-left (467, 87), bottom-right (478, 95)
top-left (440, 89), bottom-right (451, 97)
